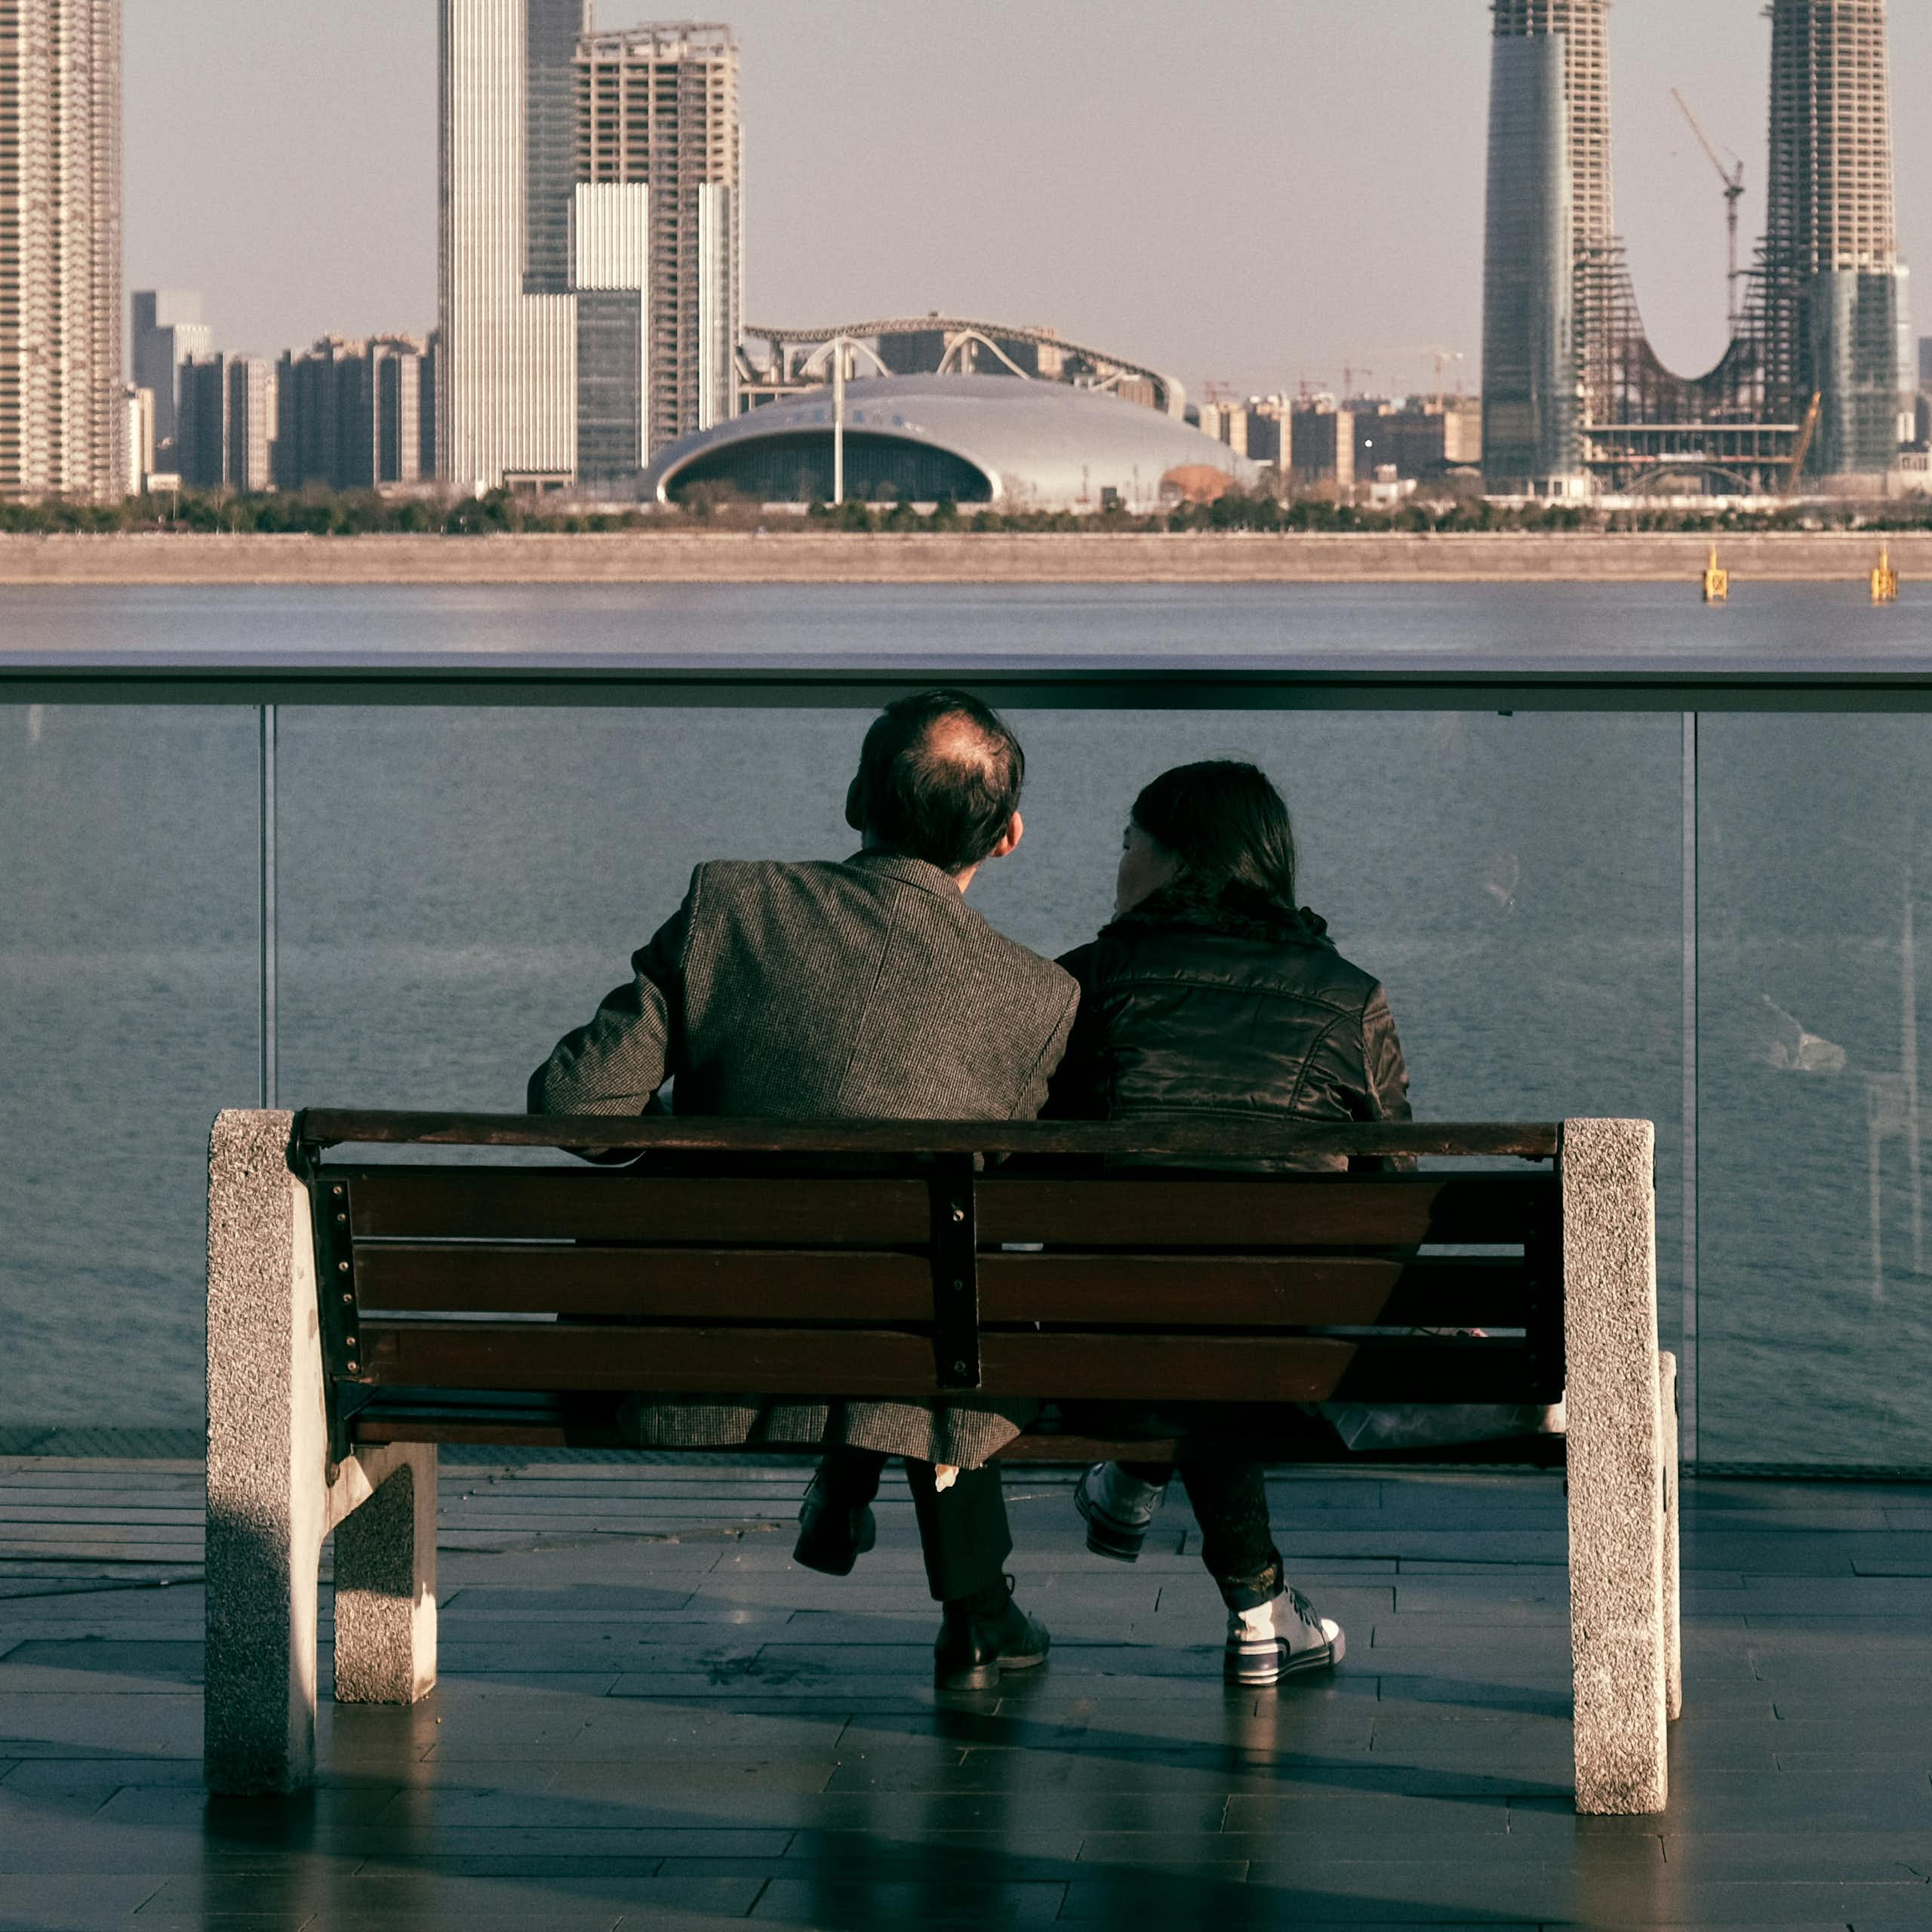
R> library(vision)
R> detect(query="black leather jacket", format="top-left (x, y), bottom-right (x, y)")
top-left (1048, 881), bottom-right (1413, 1171)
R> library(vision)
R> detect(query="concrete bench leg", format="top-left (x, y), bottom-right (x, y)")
top-left (334, 1444), bottom-right (438, 1705)
top-left (205, 1110), bottom-right (438, 1795)
top-left (1561, 1118), bottom-right (1669, 1815)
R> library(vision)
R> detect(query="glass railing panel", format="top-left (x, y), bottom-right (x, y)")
top-left (0, 704), bottom-right (259, 1433)
top-left (277, 703), bottom-right (1686, 1360)
top-left (1697, 714), bottom-right (1932, 1467)
top-left (989, 707), bottom-right (1687, 1353)
top-left (274, 707), bottom-right (859, 1112)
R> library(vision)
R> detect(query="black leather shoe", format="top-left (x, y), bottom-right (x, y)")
top-left (934, 1577), bottom-right (1051, 1690)
top-left (793, 1477), bottom-right (877, 1577)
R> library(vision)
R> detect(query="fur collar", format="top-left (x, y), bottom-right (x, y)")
top-left (1104, 879), bottom-right (1335, 949)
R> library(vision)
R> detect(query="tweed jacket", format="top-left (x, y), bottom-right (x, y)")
top-left (528, 850), bottom-right (1081, 1466)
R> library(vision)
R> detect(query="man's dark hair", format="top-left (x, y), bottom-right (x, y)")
top-left (1131, 759), bottom-right (1297, 909)
top-left (848, 689), bottom-right (1026, 874)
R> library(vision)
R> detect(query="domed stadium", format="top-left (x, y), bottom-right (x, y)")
top-left (640, 375), bottom-right (1258, 512)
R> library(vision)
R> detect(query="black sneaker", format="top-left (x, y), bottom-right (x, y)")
top-left (1073, 1461), bottom-right (1166, 1562)
top-left (793, 1475), bottom-right (877, 1577)
top-left (934, 1577), bottom-right (1051, 1690)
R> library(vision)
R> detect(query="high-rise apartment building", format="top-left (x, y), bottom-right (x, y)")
top-left (131, 291), bottom-right (211, 470)
top-left (227, 357), bottom-right (277, 494)
top-left (175, 353), bottom-right (227, 491)
top-left (123, 382), bottom-right (150, 493)
top-left (578, 21), bottom-right (740, 456)
top-left (372, 339), bottom-right (426, 486)
top-left (440, 0), bottom-right (582, 491)
top-left (0, 0), bottom-right (124, 500)
top-left (176, 352), bottom-right (280, 493)
top-left (277, 335), bottom-right (434, 492)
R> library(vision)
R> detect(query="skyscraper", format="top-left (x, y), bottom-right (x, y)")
top-left (1481, 23), bottom-right (1582, 492)
top-left (438, 3), bottom-right (741, 491)
top-left (1481, 0), bottom-right (1911, 494)
top-left (0, 0), bottom-right (124, 501)
top-left (1763, 0), bottom-right (1912, 477)
top-left (439, 0), bottom-right (581, 491)
top-left (578, 22), bottom-right (740, 455)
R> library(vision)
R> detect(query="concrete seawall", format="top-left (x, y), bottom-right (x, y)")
top-left (0, 530), bottom-right (1924, 586)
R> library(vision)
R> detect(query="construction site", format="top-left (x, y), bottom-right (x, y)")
top-left (1483, 0), bottom-right (1914, 500)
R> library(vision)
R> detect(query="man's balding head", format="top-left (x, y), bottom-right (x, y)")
top-left (845, 690), bottom-right (1027, 878)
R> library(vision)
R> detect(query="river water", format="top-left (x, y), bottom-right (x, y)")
top-left (4, 580), bottom-right (1930, 1466)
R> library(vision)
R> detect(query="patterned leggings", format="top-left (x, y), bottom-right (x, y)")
top-left (1121, 1444), bottom-right (1283, 1613)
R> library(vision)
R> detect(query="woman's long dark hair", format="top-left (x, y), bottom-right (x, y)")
top-left (1131, 760), bottom-right (1297, 909)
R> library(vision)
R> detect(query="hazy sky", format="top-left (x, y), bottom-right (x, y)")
top-left (126, 1), bottom-right (1932, 398)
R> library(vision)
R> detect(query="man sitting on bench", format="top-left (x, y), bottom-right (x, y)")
top-left (528, 690), bottom-right (1080, 1689)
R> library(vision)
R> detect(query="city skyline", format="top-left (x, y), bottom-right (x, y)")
top-left (125, 0), bottom-right (1932, 401)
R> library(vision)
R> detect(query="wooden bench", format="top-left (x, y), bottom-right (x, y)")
top-left (205, 1109), bottom-right (1680, 1813)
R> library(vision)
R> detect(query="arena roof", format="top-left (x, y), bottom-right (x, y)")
top-left (743, 316), bottom-right (1186, 417)
top-left (641, 375), bottom-right (1259, 513)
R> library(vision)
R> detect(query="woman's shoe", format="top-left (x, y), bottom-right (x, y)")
top-left (1224, 1586), bottom-right (1346, 1687)
top-left (1074, 1462), bottom-right (1168, 1562)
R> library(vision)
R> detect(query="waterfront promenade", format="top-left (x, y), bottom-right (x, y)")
top-left (2, 530), bottom-right (1930, 588)
top-left (4, 1453), bottom-right (1931, 1929)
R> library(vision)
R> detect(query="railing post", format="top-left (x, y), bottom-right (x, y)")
top-left (1681, 709), bottom-right (1700, 1467)
top-left (258, 704), bottom-right (278, 1110)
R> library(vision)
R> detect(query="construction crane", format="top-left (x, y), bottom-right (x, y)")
top-left (1426, 348), bottom-right (1466, 409)
top-left (1672, 88), bottom-right (1747, 339)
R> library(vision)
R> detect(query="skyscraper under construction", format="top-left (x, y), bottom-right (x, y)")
top-left (1482, 0), bottom-right (1912, 496)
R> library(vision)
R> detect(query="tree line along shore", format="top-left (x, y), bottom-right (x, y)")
top-left (0, 484), bottom-right (1925, 585)
top-left (4, 484), bottom-right (1932, 541)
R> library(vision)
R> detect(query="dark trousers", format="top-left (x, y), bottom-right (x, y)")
top-left (1121, 1443), bottom-right (1284, 1613)
top-left (811, 1446), bottom-right (1013, 1603)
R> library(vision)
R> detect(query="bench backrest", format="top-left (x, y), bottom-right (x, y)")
top-left (295, 1112), bottom-right (1565, 1457)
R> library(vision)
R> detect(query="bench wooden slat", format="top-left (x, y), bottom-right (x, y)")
top-left (974, 1174), bottom-right (1552, 1247)
top-left (353, 1321), bottom-right (1544, 1404)
top-left (304, 1109), bottom-right (1561, 1161)
top-left (348, 1172), bottom-right (931, 1244)
top-left (352, 1244), bottom-right (1534, 1328)
top-left (345, 1168), bottom-right (1552, 1250)
top-left (343, 1398), bottom-right (1563, 1467)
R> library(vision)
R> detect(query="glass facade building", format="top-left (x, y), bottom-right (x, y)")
top-left (1481, 35), bottom-right (1580, 493)
top-left (522, 0), bottom-right (586, 297)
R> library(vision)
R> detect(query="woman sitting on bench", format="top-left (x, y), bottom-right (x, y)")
top-left (1048, 758), bottom-right (1413, 1687)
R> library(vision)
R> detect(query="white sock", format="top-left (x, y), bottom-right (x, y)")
top-left (1234, 1598), bottom-right (1277, 1641)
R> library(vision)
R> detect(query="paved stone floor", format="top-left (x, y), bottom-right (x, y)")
top-left (2, 1454), bottom-right (1931, 1930)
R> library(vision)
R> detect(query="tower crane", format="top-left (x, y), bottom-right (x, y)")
top-left (1672, 88), bottom-right (1747, 340)
top-left (1426, 348), bottom-right (1466, 409)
